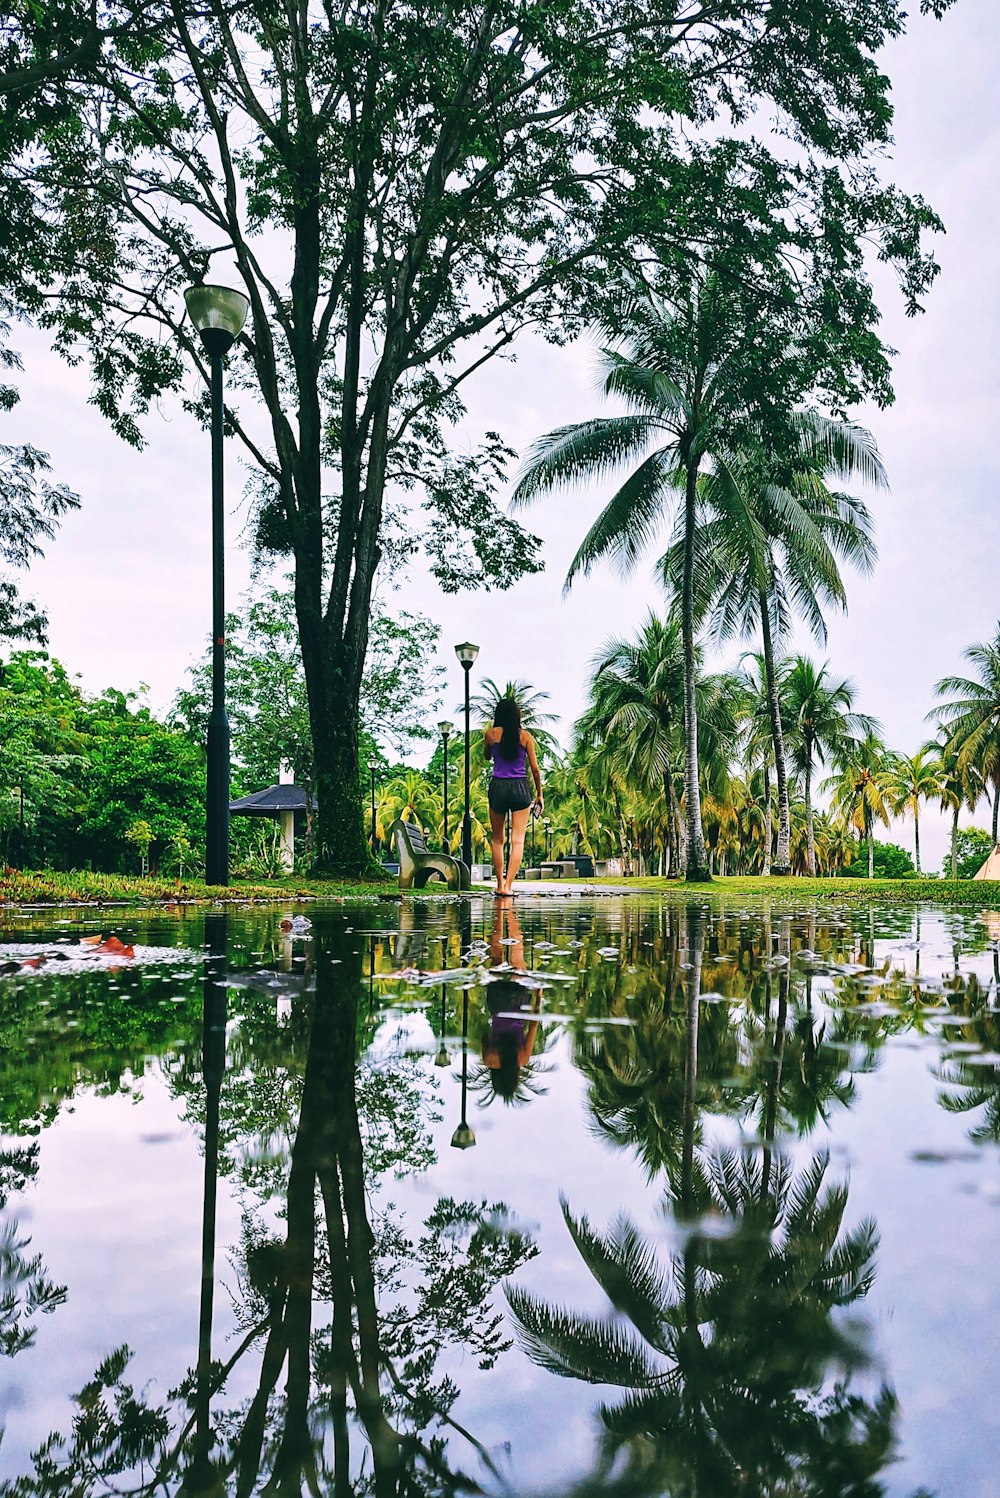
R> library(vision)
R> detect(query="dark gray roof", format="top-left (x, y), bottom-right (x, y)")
top-left (229, 784), bottom-right (308, 815)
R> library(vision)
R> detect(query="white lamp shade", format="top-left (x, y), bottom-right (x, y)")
top-left (454, 641), bottom-right (479, 666)
top-left (184, 283), bottom-right (250, 339)
top-left (437, 719), bottom-right (453, 735)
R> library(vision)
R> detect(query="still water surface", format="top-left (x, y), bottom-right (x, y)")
top-left (1, 894), bottom-right (999, 1496)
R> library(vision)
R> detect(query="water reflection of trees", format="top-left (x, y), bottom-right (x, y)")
top-left (4, 895), bottom-right (994, 1494)
top-left (509, 905), bottom-right (905, 1497)
top-left (2, 917), bottom-right (536, 1496)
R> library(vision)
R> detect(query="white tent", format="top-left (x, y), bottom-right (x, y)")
top-left (973, 847), bottom-right (1000, 880)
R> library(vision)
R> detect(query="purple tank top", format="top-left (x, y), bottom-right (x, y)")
top-left (489, 737), bottom-right (527, 778)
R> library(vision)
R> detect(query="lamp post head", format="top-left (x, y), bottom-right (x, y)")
top-left (437, 719), bottom-right (453, 739)
top-left (434, 1043), bottom-right (451, 1067)
top-left (450, 1121), bottom-right (477, 1149)
top-left (454, 642), bottom-right (479, 668)
top-left (184, 284), bottom-right (250, 358)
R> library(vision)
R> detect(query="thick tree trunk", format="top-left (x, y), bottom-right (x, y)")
top-left (759, 592), bottom-right (791, 875)
top-left (993, 779), bottom-right (999, 847)
top-left (868, 831), bottom-right (874, 879)
top-left (298, 615), bottom-right (372, 875)
top-left (681, 463), bottom-right (710, 881)
top-left (762, 761), bottom-right (772, 877)
top-left (805, 748), bottom-right (816, 878)
top-left (914, 806), bottom-right (921, 875)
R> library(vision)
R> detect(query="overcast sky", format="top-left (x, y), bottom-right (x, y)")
top-left (12, 0), bottom-right (999, 873)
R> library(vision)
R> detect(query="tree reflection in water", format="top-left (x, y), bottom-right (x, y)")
top-left (509, 907), bottom-right (906, 1498)
top-left (2, 916), bottom-right (536, 1497)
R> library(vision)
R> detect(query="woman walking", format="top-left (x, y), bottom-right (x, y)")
top-left (485, 697), bottom-right (543, 896)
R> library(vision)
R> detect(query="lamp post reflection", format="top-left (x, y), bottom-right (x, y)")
top-left (450, 990), bottom-right (476, 1149)
top-left (181, 912), bottom-right (228, 1494)
top-left (435, 982), bottom-right (451, 1067)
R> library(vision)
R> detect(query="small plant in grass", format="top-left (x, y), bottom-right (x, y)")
top-left (164, 827), bottom-right (194, 882)
top-left (124, 819), bottom-right (153, 877)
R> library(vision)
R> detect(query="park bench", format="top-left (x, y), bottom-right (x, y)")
top-left (389, 819), bottom-right (471, 892)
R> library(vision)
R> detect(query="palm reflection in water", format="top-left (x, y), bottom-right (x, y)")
top-left (509, 905), bottom-right (903, 1498)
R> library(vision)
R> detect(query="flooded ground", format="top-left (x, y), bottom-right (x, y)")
top-left (1, 892), bottom-right (999, 1496)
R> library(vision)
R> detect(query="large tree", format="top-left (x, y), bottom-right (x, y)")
top-left (6, 0), bottom-right (954, 871)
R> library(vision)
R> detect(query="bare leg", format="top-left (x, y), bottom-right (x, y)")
top-left (505, 808), bottom-right (531, 892)
top-left (489, 808), bottom-right (508, 894)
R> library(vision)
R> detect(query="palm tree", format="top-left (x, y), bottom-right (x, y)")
top-left (935, 628), bottom-right (1000, 845)
top-left (883, 748), bottom-right (943, 876)
top-left (823, 733), bottom-right (892, 879)
top-left (376, 769), bottom-right (440, 837)
top-left (512, 275), bottom-right (763, 882)
top-left (662, 424), bottom-right (882, 876)
top-left (785, 657), bottom-right (875, 879)
top-left (467, 676), bottom-right (560, 772)
top-left (736, 651), bottom-right (791, 876)
top-left (927, 726), bottom-right (982, 879)
top-left (578, 613), bottom-right (687, 875)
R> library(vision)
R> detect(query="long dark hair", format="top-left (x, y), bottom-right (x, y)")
top-left (493, 697), bottom-right (522, 762)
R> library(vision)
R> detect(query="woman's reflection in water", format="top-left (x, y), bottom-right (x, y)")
top-left (479, 902), bottom-right (543, 1104)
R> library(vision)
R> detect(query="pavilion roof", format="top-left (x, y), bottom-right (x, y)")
top-left (229, 784), bottom-right (307, 816)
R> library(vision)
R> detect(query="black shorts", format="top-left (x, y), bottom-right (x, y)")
top-left (489, 776), bottom-right (534, 815)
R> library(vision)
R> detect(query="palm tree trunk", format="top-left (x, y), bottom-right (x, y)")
top-left (762, 762), bottom-right (772, 877)
top-left (951, 804), bottom-right (959, 879)
top-left (681, 462), bottom-right (711, 881)
top-left (868, 825), bottom-right (874, 879)
top-left (993, 778), bottom-right (999, 847)
top-left (914, 804), bottom-right (921, 875)
top-left (758, 591), bottom-right (791, 875)
top-left (663, 771), bottom-right (678, 876)
top-left (805, 748), bottom-right (816, 878)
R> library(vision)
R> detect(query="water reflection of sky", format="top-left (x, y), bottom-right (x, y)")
top-left (1, 896), bottom-right (1000, 1494)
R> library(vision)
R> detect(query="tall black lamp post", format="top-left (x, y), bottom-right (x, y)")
top-left (438, 719), bottom-right (452, 853)
top-left (454, 642), bottom-right (479, 869)
top-left (184, 283), bottom-right (250, 888)
top-left (370, 764), bottom-right (378, 856)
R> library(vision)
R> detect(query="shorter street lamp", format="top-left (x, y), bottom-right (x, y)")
top-left (543, 817), bottom-right (552, 861)
top-left (184, 282), bottom-right (250, 888)
top-left (454, 642), bottom-right (479, 870)
top-left (370, 765), bottom-right (378, 856)
top-left (438, 720), bottom-right (453, 853)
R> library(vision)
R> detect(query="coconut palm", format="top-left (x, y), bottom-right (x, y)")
top-left (736, 651), bottom-right (792, 876)
top-left (578, 613), bottom-right (687, 875)
top-left (934, 629), bottom-right (1000, 845)
top-left (376, 769), bottom-right (440, 837)
top-left (883, 748), bottom-right (943, 876)
top-left (926, 726), bottom-right (983, 879)
top-left (512, 275), bottom-right (766, 882)
top-left (823, 734), bottom-right (892, 879)
top-left (468, 676), bottom-right (560, 762)
top-left (662, 425), bottom-right (882, 876)
top-left (785, 658), bottom-right (876, 878)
